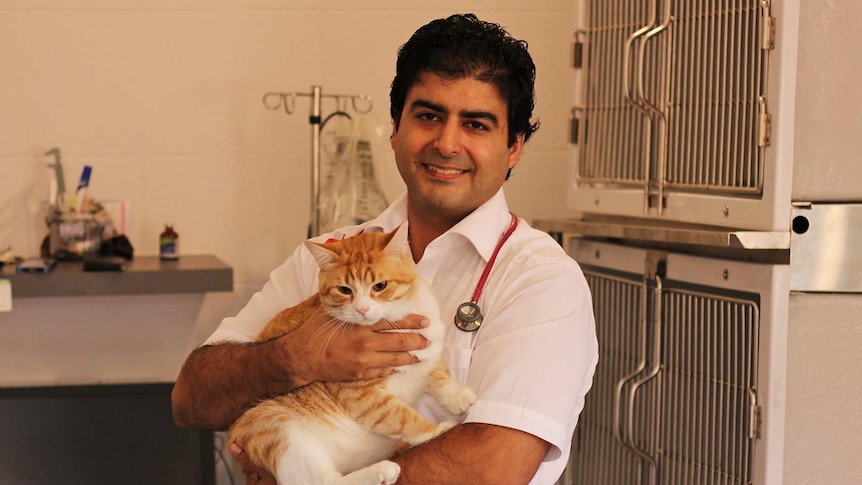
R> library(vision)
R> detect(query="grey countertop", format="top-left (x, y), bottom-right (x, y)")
top-left (0, 254), bottom-right (233, 297)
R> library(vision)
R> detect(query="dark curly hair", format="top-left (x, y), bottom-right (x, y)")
top-left (389, 13), bottom-right (540, 147)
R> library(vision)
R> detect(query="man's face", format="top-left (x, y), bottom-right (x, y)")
top-left (390, 72), bottom-right (524, 223)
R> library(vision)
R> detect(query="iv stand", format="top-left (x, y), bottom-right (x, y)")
top-left (263, 86), bottom-right (372, 237)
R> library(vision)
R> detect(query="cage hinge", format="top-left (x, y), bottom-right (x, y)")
top-left (573, 41), bottom-right (583, 68)
top-left (760, 0), bottom-right (776, 50)
top-left (762, 15), bottom-right (776, 50)
top-left (573, 30), bottom-right (587, 69)
top-left (570, 117), bottom-right (580, 144)
top-left (748, 388), bottom-right (763, 439)
top-left (758, 97), bottom-right (771, 147)
top-left (570, 107), bottom-right (584, 145)
top-left (750, 404), bottom-right (763, 439)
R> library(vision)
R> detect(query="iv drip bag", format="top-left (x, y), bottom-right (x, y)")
top-left (321, 115), bottom-right (389, 232)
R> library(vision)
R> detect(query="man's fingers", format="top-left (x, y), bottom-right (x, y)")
top-left (230, 443), bottom-right (251, 467)
top-left (363, 367), bottom-right (398, 380)
top-left (230, 443), bottom-right (276, 484)
top-left (393, 351), bottom-right (421, 366)
top-left (370, 314), bottom-right (429, 331)
top-left (378, 332), bottom-right (428, 353)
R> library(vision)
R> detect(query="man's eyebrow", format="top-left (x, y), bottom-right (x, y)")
top-left (409, 99), bottom-right (447, 114)
top-left (460, 109), bottom-right (499, 127)
top-left (409, 99), bottom-right (500, 127)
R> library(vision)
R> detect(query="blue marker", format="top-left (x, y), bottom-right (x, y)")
top-left (76, 165), bottom-right (92, 213)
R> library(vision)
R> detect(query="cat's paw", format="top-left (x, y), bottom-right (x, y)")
top-left (440, 385), bottom-right (477, 415)
top-left (435, 420), bottom-right (458, 436)
top-left (373, 460), bottom-right (401, 485)
top-left (403, 421), bottom-right (456, 446)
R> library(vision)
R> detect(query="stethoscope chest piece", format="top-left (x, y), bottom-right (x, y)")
top-left (454, 301), bottom-right (483, 332)
top-left (452, 211), bottom-right (519, 333)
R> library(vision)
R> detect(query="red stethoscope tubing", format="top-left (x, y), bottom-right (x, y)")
top-left (470, 211), bottom-right (519, 304)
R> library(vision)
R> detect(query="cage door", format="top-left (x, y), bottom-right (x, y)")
top-left (570, 0), bottom-right (797, 231)
top-left (564, 270), bottom-right (649, 485)
top-left (658, 287), bottom-right (760, 485)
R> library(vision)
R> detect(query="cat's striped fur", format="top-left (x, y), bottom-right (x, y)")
top-left (227, 224), bottom-right (476, 485)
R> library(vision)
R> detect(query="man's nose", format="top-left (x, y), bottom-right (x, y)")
top-left (433, 120), bottom-right (461, 157)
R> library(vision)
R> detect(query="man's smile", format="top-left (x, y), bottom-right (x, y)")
top-left (422, 163), bottom-right (468, 177)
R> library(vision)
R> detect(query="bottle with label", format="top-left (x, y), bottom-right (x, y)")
top-left (159, 224), bottom-right (179, 260)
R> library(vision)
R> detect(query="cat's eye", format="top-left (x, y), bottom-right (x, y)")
top-left (337, 286), bottom-right (352, 295)
top-left (372, 282), bottom-right (388, 292)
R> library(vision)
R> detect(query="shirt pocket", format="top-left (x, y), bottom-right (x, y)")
top-left (444, 322), bottom-right (478, 384)
top-left (454, 347), bottom-right (474, 384)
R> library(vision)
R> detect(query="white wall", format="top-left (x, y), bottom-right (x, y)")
top-left (792, 0), bottom-right (862, 201)
top-left (0, 0), bottom-right (577, 353)
top-left (0, 4), bottom-right (576, 482)
top-left (785, 1), bottom-right (862, 484)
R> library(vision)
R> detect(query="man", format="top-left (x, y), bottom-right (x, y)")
top-left (172, 13), bottom-right (598, 484)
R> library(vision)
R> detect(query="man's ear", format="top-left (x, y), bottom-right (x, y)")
top-left (508, 132), bottom-right (525, 170)
top-left (390, 119), bottom-right (398, 150)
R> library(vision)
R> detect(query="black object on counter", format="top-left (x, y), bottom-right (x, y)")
top-left (83, 255), bottom-right (127, 272)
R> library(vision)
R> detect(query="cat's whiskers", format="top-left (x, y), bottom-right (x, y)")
top-left (378, 318), bottom-right (400, 331)
top-left (308, 316), bottom-right (342, 341)
top-left (314, 317), bottom-right (353, 357)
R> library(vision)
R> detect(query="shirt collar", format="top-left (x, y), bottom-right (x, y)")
top-left (447, 189), bottom-right (513, 262)
top-left (364, 189), bottom-right (513, 263)
top-left (362, 193), bottom-right (408, 234)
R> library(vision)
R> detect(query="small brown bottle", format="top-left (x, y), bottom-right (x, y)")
top-left (159, 224), bottom-right (179, 260)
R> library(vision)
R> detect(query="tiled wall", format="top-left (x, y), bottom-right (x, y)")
top-left (0, 1), bottom-right (577, 297)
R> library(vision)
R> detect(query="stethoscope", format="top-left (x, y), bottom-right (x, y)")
top-left (454, 212), bottom-right (519, 332)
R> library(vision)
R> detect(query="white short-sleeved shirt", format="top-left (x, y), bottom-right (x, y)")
top-left (206, 189), bottom-right (598, 484)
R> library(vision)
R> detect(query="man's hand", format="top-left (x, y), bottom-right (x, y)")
top-left (172, 309), bottom-right (430, 431)
top-left (273, 308), bottom-right (431, 389)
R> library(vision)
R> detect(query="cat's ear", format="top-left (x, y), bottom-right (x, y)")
top-left (382, 223), bottom-right (411, 258)
top-left (304, 240), bottom-right (338, 268)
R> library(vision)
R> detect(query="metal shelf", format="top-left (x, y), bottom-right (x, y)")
top-left (533, 217), bottom-right (790, 250)
top-left (1, 254), bottom-right (233, 298)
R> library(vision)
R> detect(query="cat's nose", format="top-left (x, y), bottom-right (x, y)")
top-left (355, 304), bottom-right (369, 316)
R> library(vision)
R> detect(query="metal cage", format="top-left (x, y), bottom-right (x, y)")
top-left (558, 239), bottom-right (787, 485)
top-left (569, 0), bottom-right (798, 231)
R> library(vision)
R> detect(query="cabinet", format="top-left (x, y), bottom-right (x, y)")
top-left (551, 2), bottom-right (800, 482)
top-left (556, 239), bottom-right (787, 485)
top-left (0, 255), bottom-right (232, 484)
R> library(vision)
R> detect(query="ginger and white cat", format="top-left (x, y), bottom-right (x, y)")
top-left (227, 224), bottom-right (476, 485)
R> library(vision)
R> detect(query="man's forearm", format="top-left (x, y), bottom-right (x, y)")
top-left (393, 423), bottom-right (550, 484)
top-left (171, 340), bottom-right (298, 430)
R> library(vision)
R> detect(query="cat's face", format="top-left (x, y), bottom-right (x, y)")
top-left (305, 225), bottom-right (416, 324)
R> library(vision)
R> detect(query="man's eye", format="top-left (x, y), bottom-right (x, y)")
top-left (466, 121), bottom-right (488, 131)
top-left (338, 286), bottom-right (352, 295)
top-left (418, 112), bottom-right (439, 121)
top-left (373, 281), bottom-right (388, 292)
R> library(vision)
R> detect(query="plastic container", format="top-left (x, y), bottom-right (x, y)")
top-left (49, 210), bottom-right (103, 260)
